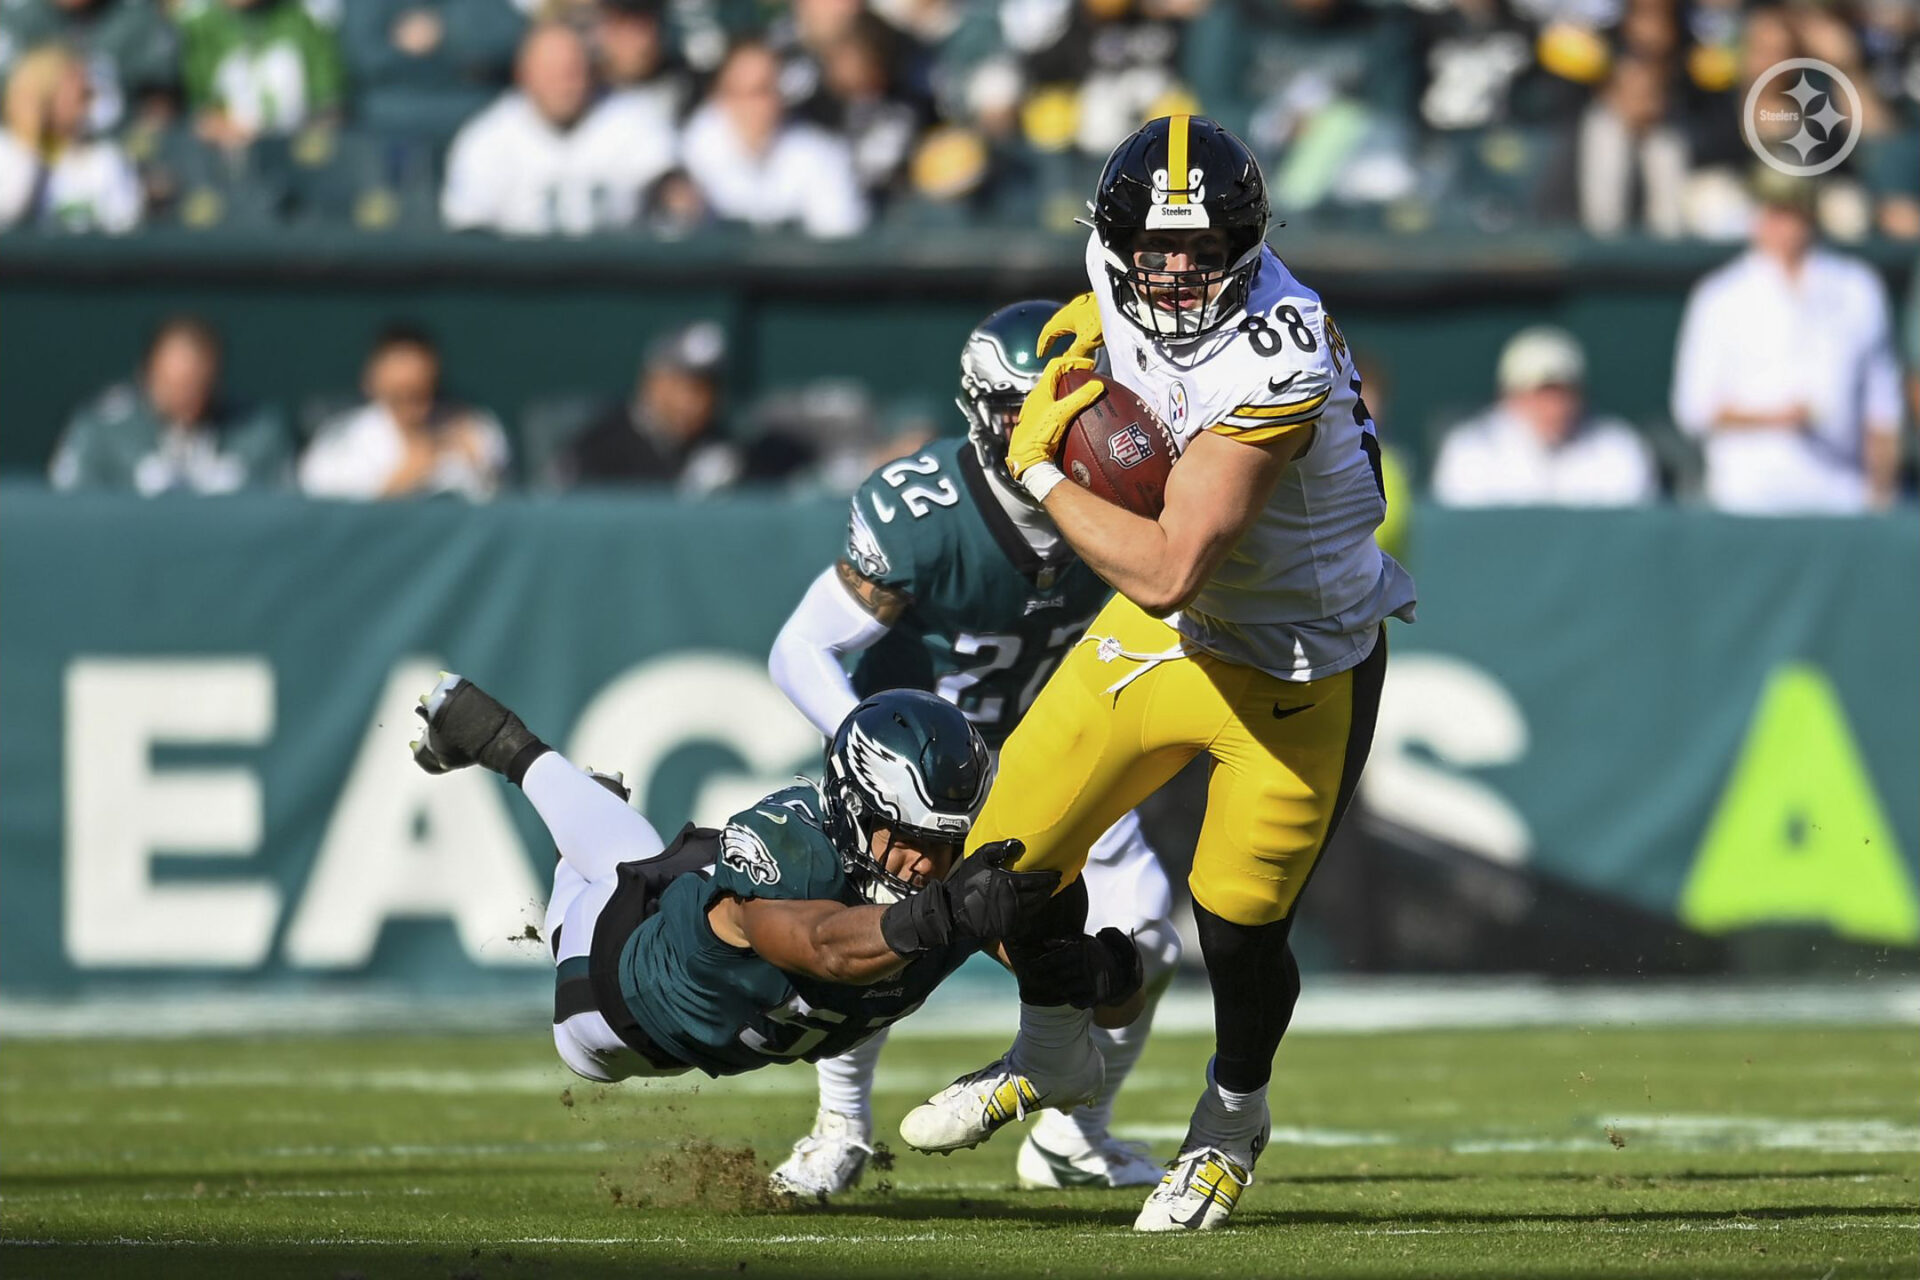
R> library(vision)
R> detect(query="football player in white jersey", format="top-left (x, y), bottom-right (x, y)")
top-left (896, 116), bottom-right (1417, 1232)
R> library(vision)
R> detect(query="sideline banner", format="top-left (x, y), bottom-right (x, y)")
top-left (2, 489), bottom-right (1913, 994)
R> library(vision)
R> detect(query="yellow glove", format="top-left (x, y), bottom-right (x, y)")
top-left (1008, 356), bottom-right (1105, 500)
top-left (1040, 292), bottom-right (1104, 362)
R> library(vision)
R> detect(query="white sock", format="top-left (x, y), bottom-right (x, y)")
top-left (1032, 980), bottom-right (1166, 1154)
top-left (813, 1028), bottom-right (885, 1135)
top-left (1188, 1056), bottom-right (1268, 1155)
top-left (521, 752), bottom-right (665, 884)
top-left (1010, 1003), bottom-right (1097, 1086)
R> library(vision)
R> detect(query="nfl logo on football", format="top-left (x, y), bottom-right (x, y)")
top-left (1108, 423), bottom-right (1154, 470)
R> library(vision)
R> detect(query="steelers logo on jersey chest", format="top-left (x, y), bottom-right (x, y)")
top-left (1168, 381), bottom-right (1189, 430)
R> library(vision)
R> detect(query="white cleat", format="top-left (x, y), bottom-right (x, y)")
top-left (1131, 1123), bottom-right (1267, 1232)
top-left (767, 1110), bottom-right (873, 1198)
top-left (899, 1050), bottom-right (1103, 1154)
top-left (1016, 1132), bottom-right (1163, 1189)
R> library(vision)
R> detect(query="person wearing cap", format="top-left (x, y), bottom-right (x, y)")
top-left (556, 321), bottom-right (740, 493)
top-left (1430, 326), bottom-right (1658, 508)
top-left (1670, 170), bottom-right (1905, 514)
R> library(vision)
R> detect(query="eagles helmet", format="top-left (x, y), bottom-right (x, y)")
top-left (1092, 114), bottom-right (1270, 341)
top-left (823, 690), bottom-right (994, 904)
top-left (958, 299), bottom-right (1065, 496)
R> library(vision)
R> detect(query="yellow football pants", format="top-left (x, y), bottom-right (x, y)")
top-left (967, 595), bottom-right (1386, 927)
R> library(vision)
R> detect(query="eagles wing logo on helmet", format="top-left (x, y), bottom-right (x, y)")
top-left (719, 824), bottom-right (782, 886)
top-left (845, 722), bottom-right (915, 822)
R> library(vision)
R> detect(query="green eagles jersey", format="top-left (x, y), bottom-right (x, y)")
top-left (49, 384), bottom-right (292, 494)
top-left (616, 784), bottom-right (976, 1078)
top-left (179, 0), bottom-right (343, 133)
top-left (845, 438), bottom-right (1110, 748)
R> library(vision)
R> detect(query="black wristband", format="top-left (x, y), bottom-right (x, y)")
top-left (879, 881), bottom-right (955, 957)
top-left (505, 741), bottom-right (551, 787)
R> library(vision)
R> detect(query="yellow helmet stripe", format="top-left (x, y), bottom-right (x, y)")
top-left (1167, 114), bottom-right (1191, 205)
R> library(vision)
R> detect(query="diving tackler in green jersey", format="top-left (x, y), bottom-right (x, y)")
top-left (408, 674), bottom-right (1137, 1082)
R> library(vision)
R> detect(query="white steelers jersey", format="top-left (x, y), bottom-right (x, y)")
top-left (1086, 234), bottom-right (1417, 681)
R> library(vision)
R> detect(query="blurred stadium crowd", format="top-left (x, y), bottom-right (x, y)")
top-left (8, 0), bottom-right (1918, 513)
top-left (44, 179), bottom-right (1920, 514)
top-left (2, 0), bottom-right (1918, 238)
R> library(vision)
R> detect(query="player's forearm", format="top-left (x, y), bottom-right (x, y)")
top-left (742, 899), bottom-right (909, 984)
top-left (1042, 481), bottom-right (1206, 615)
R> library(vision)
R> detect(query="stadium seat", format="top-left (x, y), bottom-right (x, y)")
top-left (282, 128), bottom-right (441, 230)
top-left (142, 127), bottom-right (291, 231)
top-left (517, 394), bottom-right (606, 491)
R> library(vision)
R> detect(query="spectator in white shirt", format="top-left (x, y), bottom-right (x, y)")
top-left (681, 38), bottom-right (867, 239)
top-left (440, 21), bottom-right (676, 235)
top-left (1577, 53), bottom-right (1688, 239)
top-left (1671, 173), bottom-right (1905, 514)
top-left (1431, 326), bottom-right (1658, 509)
top-left (0, 45), bottom-right (141, 233)
top-left (299, 326), bottom-right (509, 501)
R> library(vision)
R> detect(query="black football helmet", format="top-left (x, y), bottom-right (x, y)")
top-left (823, 690), bottom-right (993, 905)
top-left (1091, 115), bottom-right (1270, 341)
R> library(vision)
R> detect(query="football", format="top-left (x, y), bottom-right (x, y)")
top-left (1054, 369), bottom-right (1179, 518)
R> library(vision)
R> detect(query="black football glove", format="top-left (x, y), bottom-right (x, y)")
top-left (1010, 927), bottom-right (1143, 1010)
top-left (411, 673), bottom-right (546, 778)
top-left (879, 840), bottom-right (1061, 957)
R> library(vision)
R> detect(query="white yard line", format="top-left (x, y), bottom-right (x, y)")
top-left (5, 1220), bottom-right (1914, 1249)
top-left (1114, 1115), bottom-right (1920, 1155)
top-left (3, 978), bottom-right (1915, 1041)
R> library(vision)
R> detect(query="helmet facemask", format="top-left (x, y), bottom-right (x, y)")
top-left (957, 302), bottom-right (1062, 505)
top-left (1100, 226), bottom-right (1263, 341)
top-left (959, 386), bottom-right (1029, 499)
top-left (824, 774), bottom-right (965, 905)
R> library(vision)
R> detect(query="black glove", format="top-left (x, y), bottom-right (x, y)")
top-left (946, 839), bottom-right (1060, 940)
top-left (411, 674), bottom-right (546, 780)
top-left (1010, 927), bottom-right (1143, 1010)
top-left (879, 840), bottom-right (1060, 957)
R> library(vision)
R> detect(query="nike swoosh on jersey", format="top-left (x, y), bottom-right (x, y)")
top-left (1266, 372), bottom-right (1302, 396)
top-left (870, 492), bottom-right (897, 523)
top-left (1271, 702), bottom-right (1312, 720)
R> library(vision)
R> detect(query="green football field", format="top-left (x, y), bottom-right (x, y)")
top-left (1, 1022), bottom-right (1914, 1279)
